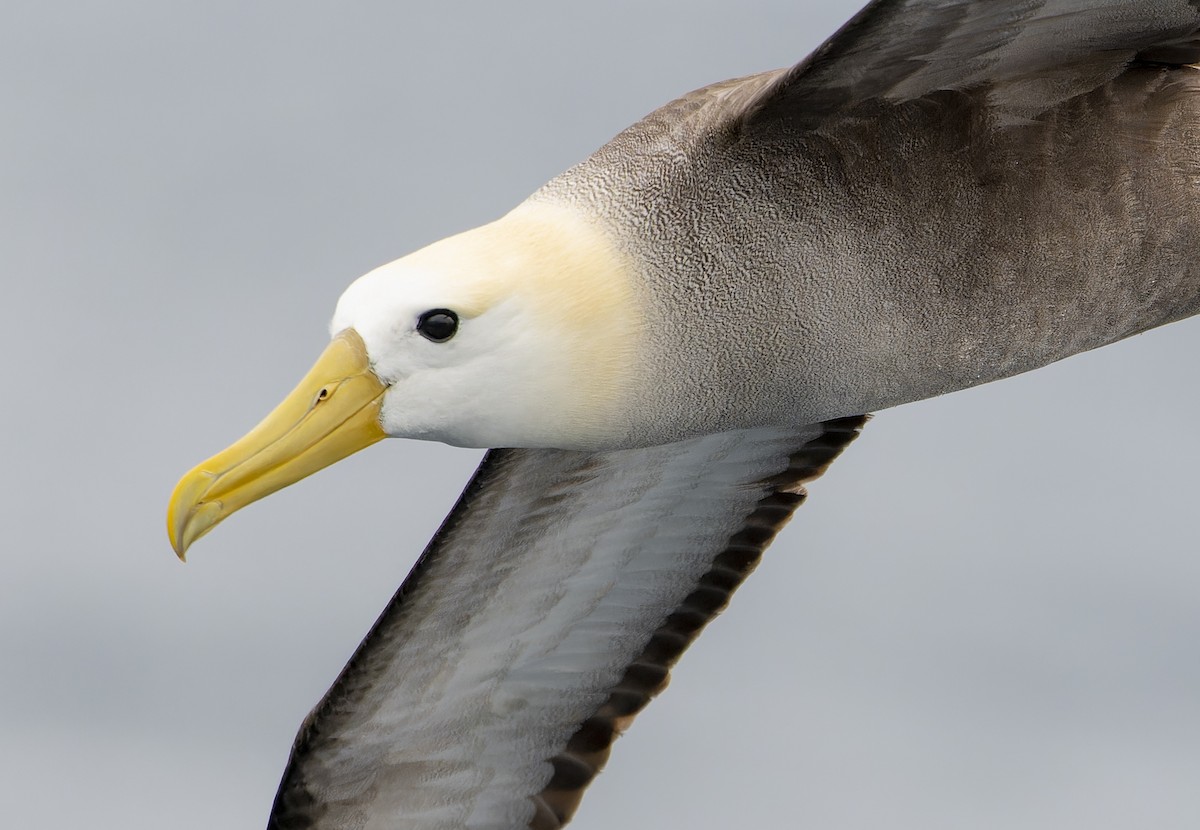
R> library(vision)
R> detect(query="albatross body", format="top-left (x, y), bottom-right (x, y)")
top-left (169, 2), bottom-right (1200, 828)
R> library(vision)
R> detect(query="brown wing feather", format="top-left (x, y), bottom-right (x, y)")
top-left (739, 0), bottom-right (1200, 131)
top-left (528, 416), bottom-right (868, 829)
top-left (267, 419), bottom-right (867, 830)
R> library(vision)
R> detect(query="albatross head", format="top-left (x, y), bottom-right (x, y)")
top-left (167, 202), bottom-right (640, 558)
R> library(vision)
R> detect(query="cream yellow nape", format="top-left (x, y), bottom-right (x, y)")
top-left (168, 200), bottom-right (641, 558)
top-left (334, 200), bottom-right (642, 449)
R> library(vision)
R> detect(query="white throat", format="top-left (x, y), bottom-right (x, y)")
top-left (331, 201), bottom-right (645, 450)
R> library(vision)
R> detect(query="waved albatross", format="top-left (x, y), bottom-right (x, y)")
top-left (168, 1), bottom-right (1200, 828)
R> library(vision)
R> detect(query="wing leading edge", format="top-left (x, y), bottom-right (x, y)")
top-left (268, 417), bottom-right (866, 830)
top-left (739, 0), bottom-right (1200, 130)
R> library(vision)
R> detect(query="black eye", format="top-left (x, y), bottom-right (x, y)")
top-left (416, 309), bottom-right (459, 342)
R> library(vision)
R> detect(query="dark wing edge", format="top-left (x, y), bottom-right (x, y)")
top-left (737, 0), bottom-right (1200, 133)
top-left (528, 414), bottom-right (868, 830)
top-left (265, 447), bottom-right (519, 829)
top-left (266, 416), bottom-right (868, 830)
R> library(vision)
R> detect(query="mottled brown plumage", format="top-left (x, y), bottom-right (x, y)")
top-left (537, 9), bottom-right (1200, 444)
top-left (260, 2), bottom-right (1200, 828)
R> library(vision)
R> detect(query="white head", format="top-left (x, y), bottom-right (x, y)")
top-left (168, 201), bottom-right (644, 557)
top-left (331, 202), bottom-right (642, 450)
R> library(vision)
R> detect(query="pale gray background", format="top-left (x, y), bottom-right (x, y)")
top-left (3, 1), bottom-right (1198, 828)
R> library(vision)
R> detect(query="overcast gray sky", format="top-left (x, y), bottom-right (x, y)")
top-left (3, 1), bottom-right (1199, 828)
